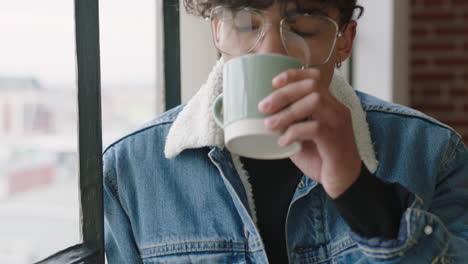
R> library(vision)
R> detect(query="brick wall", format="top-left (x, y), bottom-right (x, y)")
top-left (410, 0), bottom-right (468, 145)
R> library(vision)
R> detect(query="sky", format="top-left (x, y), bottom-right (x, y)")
top-left (0, 0), bottom-right (156, 88)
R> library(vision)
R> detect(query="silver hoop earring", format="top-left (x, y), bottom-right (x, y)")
top-left (336, 57), bottom-right (342, 68)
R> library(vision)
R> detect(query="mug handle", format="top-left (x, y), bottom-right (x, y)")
top-left (212, 94), bottom-right (224, 129)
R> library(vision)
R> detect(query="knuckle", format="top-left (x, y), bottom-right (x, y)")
top-left (282, 89), bottom-right (294, 102)
top-left (303, 79), bottom-right (316, 92)
top-left (310, 121), bottom-right (321, 134)
top-left (275, 90), bottom-right (291, 108)
top-left (287, 124), bottom-right (299, 138)
top-left (281, 128), bottom-right (292, 141)
top-left (306, 68), bottom-right (321, 80)
top-left (285, 69), bottom-right (297, 80)
top-left (310, 93), bottom-right (322, 109)
top-left (286, 105), bottom-right (299, 120)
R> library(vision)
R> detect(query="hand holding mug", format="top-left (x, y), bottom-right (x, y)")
top-left (259, 67), bottom-right (362, 198)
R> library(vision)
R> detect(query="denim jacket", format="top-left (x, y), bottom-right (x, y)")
top-left (103, 62), bottom-right (468, 264)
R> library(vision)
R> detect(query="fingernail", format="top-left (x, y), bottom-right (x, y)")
top-left (273, 74), bottom-right (285, 85)
top-left (259, 101), bottom-right (271, 112)
top-left (278, 136), bottom-right (288, 146)
top-left (265, 117), bottom-right (277, 128)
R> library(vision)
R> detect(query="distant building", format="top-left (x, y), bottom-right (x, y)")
top-left (0, 76), bottom-right (41, 90)
top-left (0, 76), bottom-right (52, 137)
top-left (0, 76), bottom-right (56, 197)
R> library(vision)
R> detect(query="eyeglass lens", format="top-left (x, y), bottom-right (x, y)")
top-left (211, 7), bottom-right (338, 66)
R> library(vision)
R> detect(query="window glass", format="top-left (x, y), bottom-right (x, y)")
top-left (99, 0), bottom-right (157, 148)
top-left (0, 0), bottom-right (158, 262)
top-left (0, 1), bottom-right (79, 262)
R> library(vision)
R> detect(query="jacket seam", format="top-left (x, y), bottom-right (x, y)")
top-left (103, 104), bottom-right (186, 155)
top-left (139, 247), bottom-right (245, 259)
top-left (440, 135), bottom-right (462, 173)
top-left (103, 167), bottom-right (133, 218)
top-left (102, 119), bottom-right (174, 155)
top-left (139, 240), bottom-right (247, 251)
top-left (364, 107), bottom-right (456, 133)
top-left (292, 244), bottom-right (358, 264)
top-left (293, 239), bottom-right (357, 261)
top-left (104, 168), bottom-right (119, 198)
top-left (438, 233), bottom-right (451, 263)
top-left (138, 240), bottom-right (249, 258)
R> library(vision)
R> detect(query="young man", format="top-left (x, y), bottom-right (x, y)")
top-left (103, 0), bottom-right (468, 263)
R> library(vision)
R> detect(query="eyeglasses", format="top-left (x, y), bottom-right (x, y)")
top-left (210, 6), bottom-right (343, 68)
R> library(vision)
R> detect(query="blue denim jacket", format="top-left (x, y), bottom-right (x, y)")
top-left (103, 90), bottom-right (468, 264)
top-left (103, 63), bottom-right (468, 263)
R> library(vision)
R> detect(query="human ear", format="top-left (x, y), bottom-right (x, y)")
top-left (336, 20), bottom-right (357, 64)
top-left (211, 17), bottom-right (233, 62)
top-left (212, 17), bottom-right (221, 46)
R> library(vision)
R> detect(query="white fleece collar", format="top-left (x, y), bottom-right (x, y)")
top-left (164, 58), bottom-right (378, 174)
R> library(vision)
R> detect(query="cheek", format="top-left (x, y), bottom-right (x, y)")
top-left (330, 46), bottom-right (340, 62)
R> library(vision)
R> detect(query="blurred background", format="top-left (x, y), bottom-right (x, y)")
top-left (0, 0), bottom-right (157, 262)
top-left (0, 0), bottom-right (466, 262)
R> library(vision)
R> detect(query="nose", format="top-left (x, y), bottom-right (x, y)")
top-left (253, 26), bottom-right (288, 55)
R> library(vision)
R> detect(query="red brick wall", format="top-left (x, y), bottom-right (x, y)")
top-left (410, 0), bottom-right (468, 145)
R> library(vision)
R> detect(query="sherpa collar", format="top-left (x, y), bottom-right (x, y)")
top-left (164, 58), bottom-right (378, 174)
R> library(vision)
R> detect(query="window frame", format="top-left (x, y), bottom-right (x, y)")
top-left (36, 0), bottom-right (181, 263)
top-left (163, 0), bottom-right (181, 109)
top-left (36, 0), bottom-right (104, 262)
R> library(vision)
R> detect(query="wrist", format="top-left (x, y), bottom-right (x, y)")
top-left (324, 162), bottom-right (362, 199)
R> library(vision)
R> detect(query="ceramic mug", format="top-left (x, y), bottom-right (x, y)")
top-left (212, 53), bottom-right (303, 159)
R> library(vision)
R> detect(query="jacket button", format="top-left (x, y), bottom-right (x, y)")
top-left (424, 225), bottom-right (433, 235)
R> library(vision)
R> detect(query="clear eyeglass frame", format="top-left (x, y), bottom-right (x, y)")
top-left (208, 6), bottom-right (344, 68)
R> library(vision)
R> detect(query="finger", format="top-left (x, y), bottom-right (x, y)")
top-left (259, 78), bottom-right (319, 115)
top-left (272, 68), bottom-right (321, 88)
top-left (277, 120), bottom-right (324, 147)
top-left (264, 92), bottom-right (324, 130)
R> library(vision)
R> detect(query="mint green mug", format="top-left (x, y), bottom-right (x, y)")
top-left (212, 54), bottom-right (302, 159)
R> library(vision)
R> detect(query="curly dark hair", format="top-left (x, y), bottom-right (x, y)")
top-left (183, 0), bottom-right (363, 26)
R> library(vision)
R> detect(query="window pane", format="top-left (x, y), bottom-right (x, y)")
top-left (99, 0), bottom-right (157, 148)
top-left (0, 1), bottom-right (79, 262)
